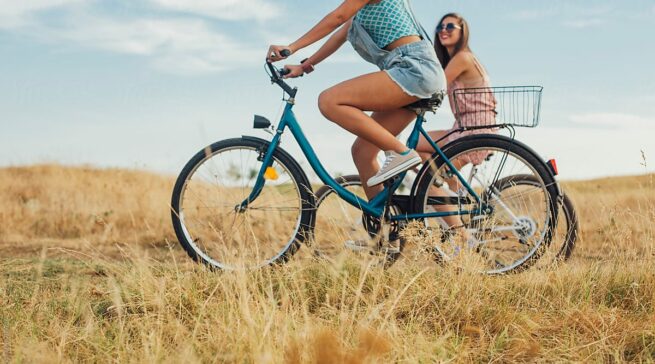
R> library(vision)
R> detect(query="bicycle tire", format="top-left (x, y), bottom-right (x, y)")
top-left (312, 173), bottom-right (578, 268)
top-left (171, 137), bottom-right (315, 270)
top-left (489, 174), bottom-right (578, 262)
top-left (558, 190), bottom-right (578, 259)
top-left (413, 134), bottom-right (560, 274)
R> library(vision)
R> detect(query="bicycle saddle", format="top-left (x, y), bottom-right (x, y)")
top-left (405, 91), bottom-right (446, 113)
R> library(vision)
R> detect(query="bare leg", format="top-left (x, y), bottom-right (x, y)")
top-left (351, 109), bottom-right (417, 199)
top-left (417, 130), bottom-right (448, 154)
top-left (318, 71), bottom-right (419, 154)
top-left (418, 131), bottom-right (472, 239)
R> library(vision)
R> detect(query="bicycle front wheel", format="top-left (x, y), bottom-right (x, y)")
top-left (171, 138), bottom-right (315, 270)
top-left (413, 134), bottom-right (559, 274)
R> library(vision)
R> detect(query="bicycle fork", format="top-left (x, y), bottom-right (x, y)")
top-left (236, 133), bottom-right (282, 212)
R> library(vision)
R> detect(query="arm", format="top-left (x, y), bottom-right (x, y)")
top-left (283, 20), bottom-right (351, 78)
top-left (305, 19), bottom-right (351, 67)
top-left (444, 52), bottom-right (472, 84)
top-left (267, 0), bottom-right (368, 61)
top-left (289, 1), bottom-right (366, 53)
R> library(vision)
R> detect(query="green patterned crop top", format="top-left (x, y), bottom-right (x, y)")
top-left (354, 0), bottom-right (420, 49)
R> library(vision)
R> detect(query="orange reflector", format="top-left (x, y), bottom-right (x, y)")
top-left (547, 159), bottom-right (559, 176)
top-left (264, 167), bottom-right (279, 180)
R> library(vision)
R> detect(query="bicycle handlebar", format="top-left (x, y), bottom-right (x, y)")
top-left (266, 50), bottom-right (297, 98)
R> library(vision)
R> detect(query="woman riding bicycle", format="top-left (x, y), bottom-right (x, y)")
top-left (172, 9), bottom-right (560, 271)
top-left (267, 0), bottom-right (446, 200)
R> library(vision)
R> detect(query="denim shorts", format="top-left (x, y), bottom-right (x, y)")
top-left (381, 40), bottom-right (446, 99)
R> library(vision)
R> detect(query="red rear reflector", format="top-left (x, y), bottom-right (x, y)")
top-left (547, 159), bottom-right (559, 176)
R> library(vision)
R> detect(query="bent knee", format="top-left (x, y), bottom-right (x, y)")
top-left (318, 89), bottom-right (339, 119)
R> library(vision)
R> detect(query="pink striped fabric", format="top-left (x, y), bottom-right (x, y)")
top-left (442, 55), bottom-right (497, 165)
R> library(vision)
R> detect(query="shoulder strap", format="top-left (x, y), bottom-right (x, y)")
top-left (403, 0), bottom-right (432, 43)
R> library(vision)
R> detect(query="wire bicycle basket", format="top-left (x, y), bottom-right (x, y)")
top-left (452, 86), bottom-right (543, 129)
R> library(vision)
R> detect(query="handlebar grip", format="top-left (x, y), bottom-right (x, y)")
top-left (280, 49), bottom-right (292, 58)
top-left (279, 68), bottom-right (291, 76)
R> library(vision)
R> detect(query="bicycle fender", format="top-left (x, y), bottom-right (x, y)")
top-left (409, 134), bottom-right (562, 201)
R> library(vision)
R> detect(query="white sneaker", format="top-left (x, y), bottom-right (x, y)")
top-left (441, 231), bottom-right (482, 258)
top-left (367, 149), bottom-right (422, 187)
top-left (344, 239), bottom-right (370, 252)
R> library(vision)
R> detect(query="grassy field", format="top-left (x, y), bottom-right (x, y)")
top-left (1, 165), bottom-right (654, 362)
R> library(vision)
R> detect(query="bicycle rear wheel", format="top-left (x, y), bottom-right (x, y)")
top-left (413, 134), bottom-right (559, 274)
top-left (557, 190), bottom-right (578, 260)
top-left (490, 175), bottom-right (579, 264)
top-left (171, 138), bottom-right (315, 270)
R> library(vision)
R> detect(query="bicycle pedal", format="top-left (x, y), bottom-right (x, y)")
top-left (383, 176), bottom-right (400, 187)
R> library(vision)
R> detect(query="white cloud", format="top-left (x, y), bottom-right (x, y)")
top-left (147, 0), bottom-right (282, 21)
top-left (569, 112), bottom-right (655, 130)
top-left (0, 0), bottom-right (356, 74)
top-left (0, 0), bottom-right (279, 74)
top-left (0, 0), bottom-right (83, 28)
top-left (0, 0), bottom-right (79, 16)
top-left (48, 16), bottom-right (262, 74)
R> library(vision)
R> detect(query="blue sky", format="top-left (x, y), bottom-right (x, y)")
top-left (1, 0), bottom-right (654, 180)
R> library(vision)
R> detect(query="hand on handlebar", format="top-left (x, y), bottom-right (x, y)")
top-left (267, 45), bottom-right (292, 62)
top-left (282, 64), bottom-right (304, 79)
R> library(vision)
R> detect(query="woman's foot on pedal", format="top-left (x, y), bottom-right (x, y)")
top-left (367, 149), bottom-right (421, 187)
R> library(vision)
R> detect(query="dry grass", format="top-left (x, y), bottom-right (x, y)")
top-left (1, 164), bottom-right (654, 362)
top-left (0, 164), bottom-right (176, 258)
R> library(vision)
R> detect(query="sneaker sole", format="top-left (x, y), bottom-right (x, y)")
top-left (344, 242), bottom-right (370, 253)
top-left (367, 156), bottom-right (421, 187)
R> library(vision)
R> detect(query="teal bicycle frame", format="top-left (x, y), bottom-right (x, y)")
top-left (241, 62), bottom-right (486, 222)
top-left (243, 101), bottom-right (486, 222)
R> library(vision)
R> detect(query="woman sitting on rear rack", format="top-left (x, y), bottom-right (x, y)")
top-left (417, 12), bottom-right (497, 164)
top-left (417, 13), bottom-right (497, 242)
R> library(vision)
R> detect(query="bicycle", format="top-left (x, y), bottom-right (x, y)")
top-left (170, 60), bottom-right (560, 273)
top-left (312, 172), bottom-right (578, 265)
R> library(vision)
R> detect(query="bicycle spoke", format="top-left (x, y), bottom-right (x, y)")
top-left (417, 138), bottom-right (557, 274)
top-left (172, 142), bottom-right (309, 270)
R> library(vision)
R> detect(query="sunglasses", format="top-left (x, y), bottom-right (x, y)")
top-left (436, 22), bottom-right (462, 33)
